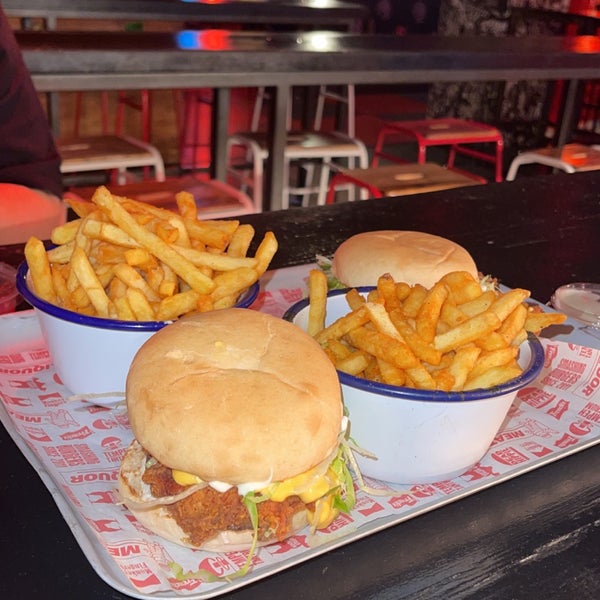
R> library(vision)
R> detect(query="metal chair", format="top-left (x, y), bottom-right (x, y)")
top-left (226, 85), bottom-right (369, 211)
top-left (372, 117), bottom-right (504, 183)
top-left (506, 143), bottom-right (600, 180)
top-left (326, 162), bottom-right (484, 204)
top-left (57, 134), bottom-right (166, 185)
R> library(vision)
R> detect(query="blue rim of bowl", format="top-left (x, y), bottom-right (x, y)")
top-left (16, 260), bottom-right (259, 331)
top-left (283, 286), bottom-right (545, 403)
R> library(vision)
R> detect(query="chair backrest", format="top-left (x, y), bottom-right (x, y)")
top-left (250, 87), bottom-right (293, 132)
top-left (575, 80), bottom-right (600, 143)
top-left (313, 84), bottom-right (356, 137)
top-left (249, 84), bottom-right (356, 137)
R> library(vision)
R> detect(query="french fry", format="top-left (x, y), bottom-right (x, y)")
top-left (126, 287), bottom-right (155, 321)
top-left (434, 311), bottom-right (501, 353)
top-left (377, 358), bottom-right (407, 386)
top-left (475, 331), bottom-right (510, 352)
top-left (307, 269), bottom-right (328, 336)
top-left (365, 302), bottom-right (403, 340)
top-left (210, 267), bottom-right (257, 302)
top-left (337, 351), bottom-right (370, 376)
top-left (114, 295), bottom-right (136, 321)
top-left (440, 271), bottom-right (482, 304)
top-left (401, 284), bottom-right (428, 318)
top-left (325, 338), bottom-right (352, 361)
top-left (448, 344), bottom-right (481, 391)
top-left (50, 219), bottom-right (81, 245)
top-left (156, 289), bottom-right (200, 321)
top-left (464, 364), bottom-right (522, 390)
top-left (345, 288), bottom-right (365, 311)
top-left (70, 246), bottom-right (114, 318)
top-left (24, 237), bottom-right (57, 304)
top-left (497, 303), bottom-right (528, 346)
top-left (489, 288), bottom-right (531, 321)
top-left (112, 263), bottom-right (161, 303)
top-left (416, 282), bottom-right (448, 343)
top-left (315, 305), bottom-right (370, 344)
top-left (175, 191), bottom-right (198, 221)
top-left (389, 312), bottom-right (443, 366)
top-left (377, 273), bottom-right (401, 311)
top-left (467, 346), bottom-right (519, 380)
top-left (439, 298), bottom-right (469, 328)
top-left (458, 289), bottom-right (496, 317)
top-left (346, 326), bottom-right (419, 370)
top-left (524, 309), bottom-right (567, 333)
top-left (174, 246), bottom-right (257, 271)
top-left (82, 219), bottom-right (140, 248)
top-left (227, 224), bottom-right (255, 258)
top-left (254, 231), bottom-right (278, 277)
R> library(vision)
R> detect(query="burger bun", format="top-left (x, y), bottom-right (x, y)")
top-left (332, 230), bottom-right (478, 288)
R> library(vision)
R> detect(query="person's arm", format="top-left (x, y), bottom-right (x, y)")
top-left (0, 8), bottom-right (63, 199)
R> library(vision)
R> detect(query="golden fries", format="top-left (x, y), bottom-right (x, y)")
top-left (23, 185), bottom-right (277, 321)
top-left (305, 270), bottom-right (566, 392)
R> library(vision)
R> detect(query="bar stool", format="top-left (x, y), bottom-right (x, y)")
top-left (372, 118), bottom-right (504, 183)
top-left (226, 86), bottom-right (369, 210)
top-left (326, 162), bottom-right (484, 204)
top-left (65, 174), bottom-right (255, 220)
top-left (505, 143), bottom-right (600, 180)
top-left (58, 135), bottom-right (166, 185)
top-left (0, 183), bottom-right (67, 245)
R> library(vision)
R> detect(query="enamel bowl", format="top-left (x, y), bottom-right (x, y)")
top-left (16, 261), bottom-right (258, 400)
top-left (284, 288), bottom-right (545, 484)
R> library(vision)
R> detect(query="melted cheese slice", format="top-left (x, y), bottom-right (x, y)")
top-left (172, 464), bottom-right (339, 505)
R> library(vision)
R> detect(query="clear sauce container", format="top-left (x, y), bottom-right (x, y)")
top-left (551, 283), bottom-right (600, 326)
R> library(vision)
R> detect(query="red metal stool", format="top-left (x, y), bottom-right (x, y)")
top-left (326, 162), bottom-right (484, 204)
top-left (372, 118), bottom-right (504, 183)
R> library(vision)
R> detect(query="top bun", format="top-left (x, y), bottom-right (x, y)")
top-left (126, 308), bottom-right (342, 485)
top-left (332, 230), bottom-right (478, 289)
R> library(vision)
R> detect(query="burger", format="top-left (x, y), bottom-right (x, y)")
top-left (118, 308), bottom-right (354, 553)
top-left (331, 230), bottom-right (478, 289)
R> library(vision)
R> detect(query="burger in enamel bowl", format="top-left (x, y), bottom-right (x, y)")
top-left (119, 308), bottom-right (355, 552)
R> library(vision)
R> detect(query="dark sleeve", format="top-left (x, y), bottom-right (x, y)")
top-left (0, 9), bottom-right (64, 198)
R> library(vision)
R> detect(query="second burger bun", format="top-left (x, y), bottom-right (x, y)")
top-left (125, 308), bottom-right (343, 485)
top-left (332, 230), bottom-right (478, 289)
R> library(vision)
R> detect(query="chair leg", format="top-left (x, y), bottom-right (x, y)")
top-left (316, 162), bottom-right (331, 206)
top-left (495, 139), bottom-right (504, 182)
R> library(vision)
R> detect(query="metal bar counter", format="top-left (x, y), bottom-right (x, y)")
top-left (3, 0), bottom-right (368, 29)
top-left (16, 29), bottom-right (600, 210)
top-left (2, 171), bottom-right (600, 599)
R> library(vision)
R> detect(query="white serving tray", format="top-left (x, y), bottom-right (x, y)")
top-left (1, 265), bottom-right (599, 599)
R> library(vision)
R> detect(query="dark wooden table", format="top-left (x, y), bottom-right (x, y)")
top-left (3, 0), bottom-right (368, 30)
top-left (2, 171), bottom-right (600, 599)
top-left (16, 29), bottom-right (600, 210)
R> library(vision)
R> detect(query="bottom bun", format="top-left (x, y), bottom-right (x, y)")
top-left (119, 440), bottom-right (309, 552)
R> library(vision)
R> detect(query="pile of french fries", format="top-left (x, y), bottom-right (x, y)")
top-left (306, 269), bottom-right (566, 392)
top-left (24, 186), bottom-right (277, 321)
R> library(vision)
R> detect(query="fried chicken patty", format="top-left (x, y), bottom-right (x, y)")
top-left (142, 460), bottom-right (307, 547)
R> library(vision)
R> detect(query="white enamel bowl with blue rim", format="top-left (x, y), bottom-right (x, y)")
top-left (16, 261), bottom-right (259, 400)
top-left (284, 287), bottom-right (545, 485)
